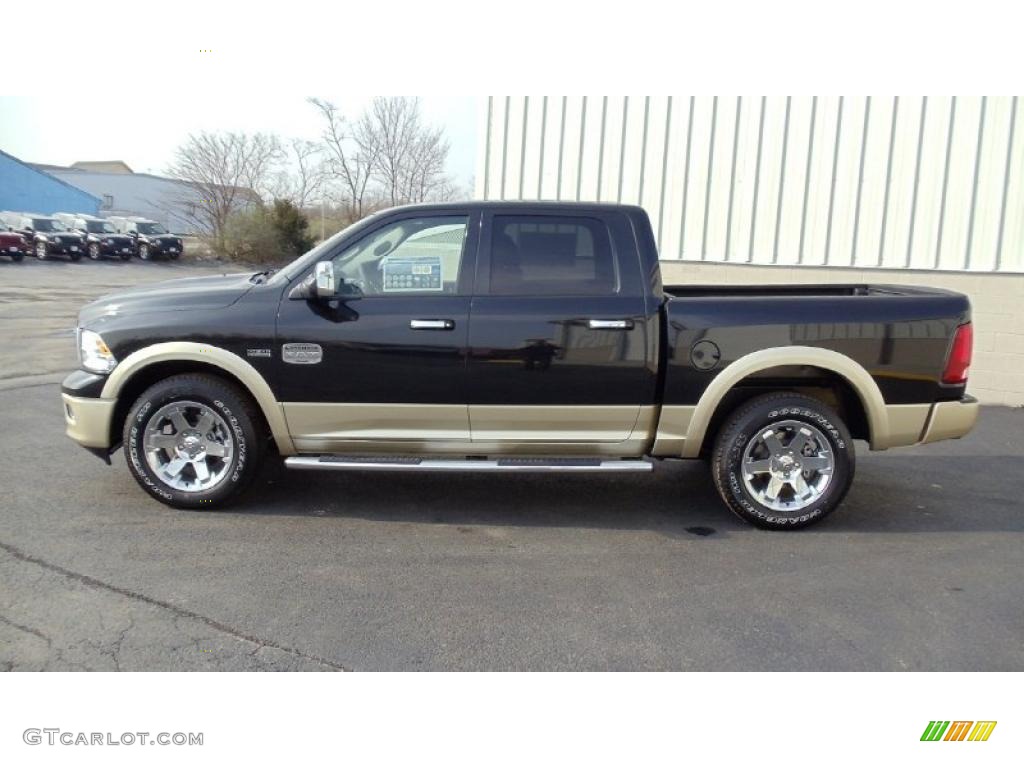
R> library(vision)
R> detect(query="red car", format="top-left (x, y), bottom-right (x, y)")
top-left (0, 229), bottom-right (26, 262)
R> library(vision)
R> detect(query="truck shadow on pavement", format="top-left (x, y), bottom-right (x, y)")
top-left (223, 452), bottom-right (1023, 537)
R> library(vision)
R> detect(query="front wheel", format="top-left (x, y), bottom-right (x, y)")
top-left (711, 393), bottom-right (855, 530)
top-left (10, 252), bottom-right (24, 262)
top-left (35, 242), bottom-right (48, 260)
top-left (123, 374), bottom-right (265, 509)
top-left (138, 244), bottom-right (150, 260)
top-left (89, 243), bottom-right (101, 260)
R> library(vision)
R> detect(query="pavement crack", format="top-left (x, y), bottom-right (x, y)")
top-left (0, 612), bottom-right (52, 646)
top-left (0, 540), bottom-right (349, 671)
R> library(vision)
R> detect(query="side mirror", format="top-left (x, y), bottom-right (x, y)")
top-left (314, 261), bottom-right (337, 298)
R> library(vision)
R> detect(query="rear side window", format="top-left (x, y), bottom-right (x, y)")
top-left (489, 215), bottom-right (619, 296)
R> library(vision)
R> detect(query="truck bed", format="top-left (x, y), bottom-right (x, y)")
top-left (663, 283), bottom-right (958, 299)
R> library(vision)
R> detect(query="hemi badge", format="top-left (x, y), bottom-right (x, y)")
top-left (282, 343), bottom-right (323, 365)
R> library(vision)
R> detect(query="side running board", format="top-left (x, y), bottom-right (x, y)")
top-left (284, 456), bottom-right (654, 473)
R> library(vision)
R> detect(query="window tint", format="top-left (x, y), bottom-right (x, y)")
top-left (489, 215), bottom-right (618, 296)
top-left (330, 216), bottom-right (468, 296)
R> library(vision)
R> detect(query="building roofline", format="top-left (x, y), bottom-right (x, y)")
top-left (1, 149), bottom-right (103, 206)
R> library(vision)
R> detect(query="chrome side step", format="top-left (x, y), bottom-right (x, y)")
top-left (284, 456), bottom-right (654, 473)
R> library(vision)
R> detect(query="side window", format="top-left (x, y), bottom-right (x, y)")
top-left (489, 215), bottom-right (619, 296)
top-left (331, 216), bottom-right (468, 296)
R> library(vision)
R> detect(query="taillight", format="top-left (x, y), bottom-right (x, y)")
top-left (942, 323), bottom-right (973, 385)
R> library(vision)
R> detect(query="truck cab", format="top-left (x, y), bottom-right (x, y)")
top-left (60, 202), bottom-right (979, 529)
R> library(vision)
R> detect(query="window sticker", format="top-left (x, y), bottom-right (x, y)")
top-left (381, 254), bottom-right (444, 292)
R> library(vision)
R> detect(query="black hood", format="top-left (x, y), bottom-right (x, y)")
top-left (79, 273), bottom-right (255, 327)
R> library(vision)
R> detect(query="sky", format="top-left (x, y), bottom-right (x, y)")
top-left (0, 95), bottom-right (479, 190)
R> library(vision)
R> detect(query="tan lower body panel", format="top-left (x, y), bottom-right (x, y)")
top-left (880, 404), bottom-right (933, 449)
top-left (284, 403), bottom-right (655, 456)
top-left (283, 403), bottom-right (470, 452)
top-left (469, 404), bottom-right (651, 443)
top-left (651, 405), bottom-right (696, 456)
top-left (920, 396), bottom-right (979, 444)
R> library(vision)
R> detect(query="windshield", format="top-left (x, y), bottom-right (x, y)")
top-left (87, 221), bottom-right (117, 234)
top-left (32, 219), bottom-right (64, 232)
top-left (137, 222), bottom-right (168, 235)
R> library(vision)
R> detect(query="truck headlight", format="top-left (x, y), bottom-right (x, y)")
top-left (78, 329), bottom-right (117, 374)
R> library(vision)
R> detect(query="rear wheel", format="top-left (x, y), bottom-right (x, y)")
top-left (123, 374), bottom-right (265, 509)
top-left (711, 392), bottom-right (855, 530)
top-left (10, 252), bottom-right (24, 262)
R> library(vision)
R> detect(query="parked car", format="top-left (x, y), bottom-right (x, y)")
top-left (54, 213), bottom-right (136, 261)
top-left (0, 212), bottom-right (84, 261)
top-left (106, 216), bottom-right (183, 260)
top-left (60, 202), bottom-right (978, 529)
top-left (0, 228), bottom-right (27, 262)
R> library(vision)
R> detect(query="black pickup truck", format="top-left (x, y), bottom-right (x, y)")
top-left (61, 202), bottom-right (978, 529)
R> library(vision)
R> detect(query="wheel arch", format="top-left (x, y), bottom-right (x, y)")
top-left (673, 346), bottom-right (890, 458)
top-left (102, 342), bottom-right (295, 455)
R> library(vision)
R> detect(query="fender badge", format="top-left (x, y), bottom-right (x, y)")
top-left (282, 343), bottom-right (323, 365)
top-left (246, 348), bottom-right (272, 358)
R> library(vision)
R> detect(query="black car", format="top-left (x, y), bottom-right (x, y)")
top-left (107, 217), bottom-right (184, 260)
top-left (60, 202), bottom-right (979, 529)
top-left (54, 214), bottom-right (136, 261)
top-left (0, 212), bottom-right (85, 261)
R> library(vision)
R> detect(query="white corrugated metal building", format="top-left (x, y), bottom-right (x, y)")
top-left (476, 96), bottom-right (1024, 406)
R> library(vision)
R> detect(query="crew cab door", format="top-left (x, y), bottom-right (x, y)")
top-left (467, 209), bottom-right (658, 448)
top-left (275, 210), bottom-right (478, 452)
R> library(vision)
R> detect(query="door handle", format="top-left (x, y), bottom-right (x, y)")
top-left (587, 319), bottom-right (634, 330)
top-left (410, 319), bottom-right (455, 330)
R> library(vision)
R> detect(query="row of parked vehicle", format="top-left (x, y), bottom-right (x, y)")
top-left (0, 211), bottom-right (185, 263)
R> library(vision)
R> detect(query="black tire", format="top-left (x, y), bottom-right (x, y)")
top-left (10, 252), bottom-right (24, 262)
top-left (168, 250), bottom-right (181, 260)
top-left (88, 243), bottom-right (101, 260)
top-left (123, 374), bottom-right (265, 509)
top-left (69, 250), bottom-right (82, 262)
top-left (711, 392), bottom-right (855, 530)
top-left (35, 242), bottom-right (48, 260)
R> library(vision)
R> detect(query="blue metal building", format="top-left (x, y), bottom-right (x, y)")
top-left (0, 149), bottom-right (101, 215)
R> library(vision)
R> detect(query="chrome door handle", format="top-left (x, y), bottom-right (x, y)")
top-left (587, 319), bottom-right (634, 330)
top-left (410, 319), bottom-right (455, 330)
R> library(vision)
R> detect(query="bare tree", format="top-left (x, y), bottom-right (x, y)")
top-left (165, 131), bottom-right (282, 251)
top-left (271, 138), bottom-right (326, 209)
top-left (309, 98), bottom-right (379, 220)
top-left (363, 97), bottom-right (452, 205)
top-left (310, 96), bottom-right (456, 221)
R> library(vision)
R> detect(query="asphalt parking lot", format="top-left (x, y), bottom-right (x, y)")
top-left (1, 260), bottom-right (1022, 671)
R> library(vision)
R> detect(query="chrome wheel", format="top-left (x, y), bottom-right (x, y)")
top-left (35, 242), bottom-right (47, 260)
top-left (143, 400), bottom-right (233, 492)
top-left (89, 243), bottom-right (101, 260)
top-left (741, 420), bottom-right (834, 512)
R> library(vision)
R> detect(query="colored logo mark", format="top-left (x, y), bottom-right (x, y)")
top-left (921, 721), bottom-right (997, 742)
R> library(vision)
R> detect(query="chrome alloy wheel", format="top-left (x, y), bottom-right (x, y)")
top-left (143, 400), bottom-right (233, 492)
top-left (740, 419), bottom-right (834, 512)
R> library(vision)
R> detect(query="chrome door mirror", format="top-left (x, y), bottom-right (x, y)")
top-left (314, 261), bottom-right (337, 298)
